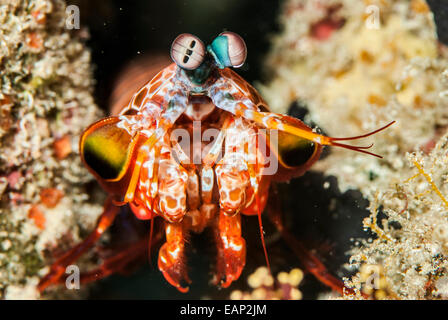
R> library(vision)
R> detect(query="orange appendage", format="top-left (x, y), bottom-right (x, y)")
top-left (215, 211), bottom-right (246, 288)
top-left (244, 106), bottom-right (394, 158)
top-left (216, 236), bottom-right (247, 288)
top-left (158, 222), bottom-right (190, 293)
top-left (38, 200), bottom-right (119, 293)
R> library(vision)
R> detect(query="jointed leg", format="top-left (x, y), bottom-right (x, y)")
top-left (191, 115), bottom-right (231, 232)
top-left (118, 90), bottom-right (189, 205)
top-left (213, 117), bottom-right (251, 287)
top-left (266, 187), bottom-right (347, 295)
top-left (214, 210), bottom-right (246, 288)
top-left (158, 221), bottom-right (190, 293)
top-left (55, 228), bottom-right (163, 285)
top-left (38, 197), bottom-right (119, 292)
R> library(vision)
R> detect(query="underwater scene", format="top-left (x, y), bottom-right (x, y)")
top-left (1, 0), bottom-right (448, 302)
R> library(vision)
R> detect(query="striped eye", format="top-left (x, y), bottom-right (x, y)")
top-left (170, 33), bottom-right (205, 70)
top-left (208, 31), bottom-right (247, 69)
top-left (219, 32), bottom-right (246, 68)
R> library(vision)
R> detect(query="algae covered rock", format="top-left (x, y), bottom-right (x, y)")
top-left (0, 0), bottom-right (103, 299)
top-left (261, 0), bottom-right (448, 299)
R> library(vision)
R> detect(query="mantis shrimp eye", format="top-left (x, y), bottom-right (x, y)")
top-left (170, 33), bottom-right (205, 70)
top-left (208, 31), bottom-right (247, 69)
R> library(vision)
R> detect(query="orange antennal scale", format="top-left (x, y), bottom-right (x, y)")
top-left (249, 110), bottom-right (395, 158)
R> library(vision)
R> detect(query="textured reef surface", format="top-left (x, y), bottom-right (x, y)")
top-left (261, 0), bottom-right (448, 299)
top-left (0, 0), bottom-right (103, 299)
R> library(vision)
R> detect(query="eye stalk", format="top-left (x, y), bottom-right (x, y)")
top-left (208, 31), bottom-right (247, 69)
top-left (171, 33), bottom-right (205, 70)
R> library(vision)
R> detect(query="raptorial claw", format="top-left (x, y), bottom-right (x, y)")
top-left (215, 236), bottom-right (246, 288)
top-left (157, 222), bottom-right (190, 293)
top-left (158, 242), bottom-right (190, 293)
top-left (214, 211), bottom-right (246, 288)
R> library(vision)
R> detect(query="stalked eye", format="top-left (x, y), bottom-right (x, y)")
top-left (170, 33), bottom-right (205, 70)
top-left (219, 32), bottom-right (247, 67)
top-left (208, 31), bottom-right (247, 69)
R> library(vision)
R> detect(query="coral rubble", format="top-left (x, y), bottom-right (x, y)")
top-left (0, 0), bottom-right (102, 299)
top-left (261, 0), bottom-right (448, 299)
top-left (229, 267), bottom-right (303, 300)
